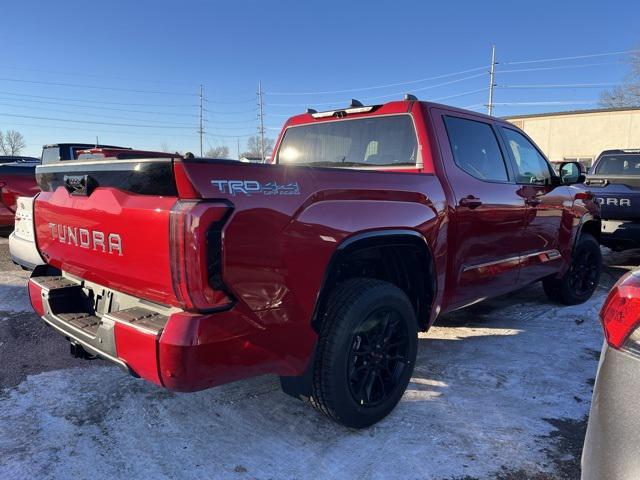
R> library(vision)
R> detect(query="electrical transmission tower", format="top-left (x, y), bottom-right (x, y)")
top-left (199, 84), bottom-right (204, 157)
top-left (487, 45), bottom-right (497, 116)
top-left (257, 82), bottom-right (266, 162)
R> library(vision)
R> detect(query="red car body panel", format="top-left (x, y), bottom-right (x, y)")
top-left (28, 101), bottom-right (600, 391)
top-left (0, 164), bottom-right (39, 226)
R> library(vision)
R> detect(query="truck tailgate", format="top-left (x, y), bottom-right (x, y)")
top-left (585, 175), bottom-right (640, 220)
top-left (35, 187), bottom-right (177, 306)
top-left (34, 157), bottom-right (184, 307)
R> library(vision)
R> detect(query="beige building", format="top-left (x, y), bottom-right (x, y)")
top-left (505, 107), bottom-right (640, 169)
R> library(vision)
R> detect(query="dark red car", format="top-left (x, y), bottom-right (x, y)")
top-left (0, 156), bottom-right (40, 228)
top-left (28, 99), bottom-right (601, 427)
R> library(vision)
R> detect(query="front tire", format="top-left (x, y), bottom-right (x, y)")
top-left (543, 233), bottom-right (602, 305)
top-left (309, 278), bottom-right (418, 428)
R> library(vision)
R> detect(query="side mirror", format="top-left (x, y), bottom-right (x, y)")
top-left (559, 161), bottom-right (586, 185)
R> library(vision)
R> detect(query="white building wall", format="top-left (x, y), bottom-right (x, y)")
top-left (506, 109), bottom-right (640, 166)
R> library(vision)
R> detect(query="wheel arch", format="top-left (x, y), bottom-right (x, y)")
top-left (311, 229), bottom-right (436, 333)
top-left (578, 215), bottom-right (601, 244)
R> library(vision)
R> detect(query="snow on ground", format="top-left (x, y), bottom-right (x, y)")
top-left (0, 238), bottom-right (30, 316)
top-left (0, 242), bottom-right (639, 479)
top-left (0, 245), bottom-right (635, 480)
top-left (0, 270), bottom-right (31, 316)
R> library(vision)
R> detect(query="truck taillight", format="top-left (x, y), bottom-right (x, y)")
top-left (600, 272), bottom-right (640, 354)
top-left (170, 200), bottom-right (233, 312)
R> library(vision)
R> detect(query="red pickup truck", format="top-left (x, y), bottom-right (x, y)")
top-left (28, 99), bottom-right (601, 428)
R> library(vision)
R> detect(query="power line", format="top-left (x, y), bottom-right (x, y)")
top-left (0, 100), bottom-right (197, 126)
top-left (492, 101), bottom-right (598, 106)
top-left (0, 112), bottom-right (197, 129)
top-left (203, 97), bottom-right (257, 105)
top-left (204, 117), bottom-right (260, 124)
top-left (502, 49), bottom-right (639, 66)
top-left (7, 121), bottom-right (199, 138)
top-left (202, 122), bottom-right (259, 130)
top-left (206, 132), bottom-right (255, 139)
top-left (202, 106), bottom-right (259, 115)
top-left (497, 83), bottom-right (620, 89)
top-left (0, 95), bottom-right (199, 117)
top-left (0, 77), bottom-right (196, 96)
top-left (496, 61), bottom-right (621, 74)
top-left (266, 65), bottom-right (489, 96)
top-left (266, 72), bottom-right (487, 107)
top-left (0, 90), bottom-right (196, 107)
top-left (0, 64), bottom-right (197, 86)
top-left (366, 72), bottom-right (488, 101)
top-left (431, 87), bottom-right (487, 102)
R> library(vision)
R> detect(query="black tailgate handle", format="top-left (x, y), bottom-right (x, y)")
top-left (585, 178), bottom-right (608, 187)
top-left (64, 174), bottom-right (96, 196)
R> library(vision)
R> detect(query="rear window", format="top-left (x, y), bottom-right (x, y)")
top-left (276, 115), bottom-right (418, 168)
top-left (595, 154), bottom-right (640, 175)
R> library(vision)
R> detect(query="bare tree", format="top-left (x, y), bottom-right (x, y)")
top-left (600, 51), bottom-right (640, 107)
top-left (205, 145), bottom-right (230, 158)
top-left (159, 142), bottom-right (171, 153)
top-left (0, 130), bottom-right (26, 155)
top-left (242, 135), bottom-right (275, 159)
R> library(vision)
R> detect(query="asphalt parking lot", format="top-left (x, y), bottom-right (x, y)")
top-left (0, 236), bottom-right (637, 480)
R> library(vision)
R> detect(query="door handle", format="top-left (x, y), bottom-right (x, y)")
top-left (525, 197), bottom-right (542, 206)
top-left (459, 195), bottom-right (482, 209)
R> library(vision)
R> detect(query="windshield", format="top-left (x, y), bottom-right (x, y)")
top-left (276, 115), bottom-right (418, 168)
top-left (595, 154), bottom-right (640, 175)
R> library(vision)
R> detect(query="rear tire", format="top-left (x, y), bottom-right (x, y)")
top-left (543, 233), bottom-right (601, 305)
top-left (308, 278), bottom-right (418, 428)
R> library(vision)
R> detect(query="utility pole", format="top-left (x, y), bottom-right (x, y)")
top-left (487, 45), bottom-right (496, 116)
top-left (257, 81), bottom-right (265, 162)
top-left (199, 84), bottom-right (204, 157)
top-left (237, 138), bottom-right (240, 159)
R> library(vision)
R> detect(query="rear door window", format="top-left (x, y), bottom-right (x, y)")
top-left (443, 116), bottom-right (510, 182)
top-left (276, 115), bottom-right (418, 168)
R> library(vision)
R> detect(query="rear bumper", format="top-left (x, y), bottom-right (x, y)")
top-left (582, 343), bottom-right (640, 480)
top-left (28, 271), bottom-right (291, 392)
top-left (9, 231), bottom-right (45, 270)
top-left (600, 220), bottom-right (640, 250)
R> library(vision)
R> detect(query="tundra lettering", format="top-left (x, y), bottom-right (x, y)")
top-left (48, 222), bottom-right (122, 255)
top-left (29, 99), bottom-right (601, 428)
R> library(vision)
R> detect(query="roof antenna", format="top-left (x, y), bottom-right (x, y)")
top-left (350, 99), bottom-right (364, 107)
top-left (404, 94), bottom-right (418, 101)
top-left (306, 108), bottom-right (318, 114)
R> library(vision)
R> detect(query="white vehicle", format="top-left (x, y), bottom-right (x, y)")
top-left (9, 196), bottom-right (45, 270)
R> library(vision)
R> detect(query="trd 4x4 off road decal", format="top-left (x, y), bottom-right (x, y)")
top-left (210, 180), bottom-right (300, 196)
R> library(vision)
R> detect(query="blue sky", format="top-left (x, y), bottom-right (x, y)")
top-left (1, 0), bottom-right (638, 157)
